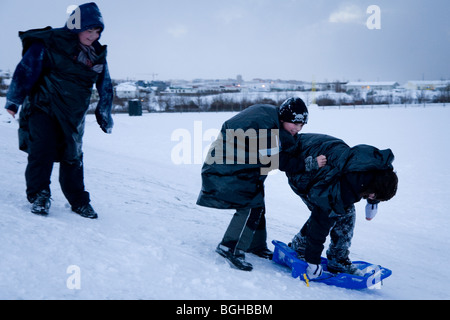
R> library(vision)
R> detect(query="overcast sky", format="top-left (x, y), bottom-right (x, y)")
top-left (0, 0), bottom-right (449, 83)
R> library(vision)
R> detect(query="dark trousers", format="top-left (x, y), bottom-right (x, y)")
top-left (25, 109), bottom-right (90, 208)
top-left (221, 207), bottom-right (267, 254)
top-left (300, 205), bottom-right (356, 264)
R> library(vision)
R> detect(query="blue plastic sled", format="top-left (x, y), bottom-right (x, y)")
top-left (272, 240), bottom-right (392, 290)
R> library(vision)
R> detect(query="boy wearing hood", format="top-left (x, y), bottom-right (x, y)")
top-left (286, 134), bottom-right (398, 279)
top-left (4, 3), bottom-right (113, 218)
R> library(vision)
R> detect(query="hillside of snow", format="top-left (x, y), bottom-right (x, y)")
top-left (1, 97), bottom-right (449, 300)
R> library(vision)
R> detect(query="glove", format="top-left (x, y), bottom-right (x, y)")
top-left (365, 200), bottom-right (378, 221)
top-left (305, 156), bottom-right (319, 172)
top-left (95, 108), bottom-right (113, 134)
top-left (306, 263), bottom-right (323, 279)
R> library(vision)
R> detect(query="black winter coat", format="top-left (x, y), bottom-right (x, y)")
top-left (16, 27), bottom-right (109, 162)
top-left (196, 104), bottom-right (303, 210)
top-left (287, 134), bottom-right (395, 216)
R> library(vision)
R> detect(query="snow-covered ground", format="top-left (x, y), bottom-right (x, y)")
top-left (1, 96), bottom-right (449, 300)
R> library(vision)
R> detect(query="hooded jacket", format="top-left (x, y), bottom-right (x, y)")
top-left (196, 104), bottom-right (305, 210)
top-left (5, 2), bottom-right (113, 162)
top-left (65, 2), bottom-right (105, 34)
top-left (286, 133), bottom-right (395, 216)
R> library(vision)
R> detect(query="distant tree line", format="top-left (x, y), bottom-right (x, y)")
top-left (100, 92), bottom-right (290, 114)
top-left (3, 75), bottom-right (449, 113)
top-left (316, 86), bottom-right (450, 107)
top-left (157, 95), bottom-right (286, 113)
top-left (99, 86), bottom-right (450, 114)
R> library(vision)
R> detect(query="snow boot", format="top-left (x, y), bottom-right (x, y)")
top-left (289, 233), bottom-right (307, 259)
top-left (248, 247), bottom-right (273, 260)
top-left (327, 256), bottom-right (364, 276)
top-left (216, 244), bottom-right (253, 271)
top-left (31, 190), bottom-right (51, 216)
top-left (72, 203), bottom-right (98, 219)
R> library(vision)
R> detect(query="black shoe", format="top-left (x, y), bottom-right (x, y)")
top-left (31, 190), bottom-right (51, 216)
top-left (216, 244), bottom-right (253, 271)
top-left (72, 204), bottom-right (98, 219)
top-left (248, 247), bottom-right (273, 260)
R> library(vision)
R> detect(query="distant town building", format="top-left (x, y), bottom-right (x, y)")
top-left (115, 82), bottom-right (139, 99)
top-left (404, 80), bottom-right (450, 91)
top-left (345, 81), bottom-right (399, 91)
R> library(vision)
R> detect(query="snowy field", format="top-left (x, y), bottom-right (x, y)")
top-left (1, 96), bottom-right (449, 300)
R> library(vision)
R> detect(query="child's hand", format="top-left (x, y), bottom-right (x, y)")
top-left (6, 109), bottom-right (16, 118)
top-left (316, 155), bottom-right (327, 168)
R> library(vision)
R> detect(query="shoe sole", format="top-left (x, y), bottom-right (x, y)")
top-left (76, 213), bottom-right (98, 219)
top-left (31, 210), bottom-right (49, 216)
top-left (216, 247), bottom-right (253, 272)
top-left (72, 209), bottom-right (98, 219)
top-left (327, 266), bottom-right (363, 276)
top-left (31, 205), bottom-right (50, 216)
top-left (248, 251), bottom-right (273, 260)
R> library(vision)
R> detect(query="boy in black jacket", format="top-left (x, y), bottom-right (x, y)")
top-left (286, 134), bottom-right (398, 279)
top-left (4, 3), bottom-right (113, 218)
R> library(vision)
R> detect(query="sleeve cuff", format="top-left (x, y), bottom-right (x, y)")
top-left (5, 100), bottom-right (19, 113)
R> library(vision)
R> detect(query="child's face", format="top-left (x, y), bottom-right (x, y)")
top-left (78, 28), bottom-right (101, 46)
top-left (282, 121), bottom-right (304, 136)
top-left (361, 191), bottom-right (377, 200)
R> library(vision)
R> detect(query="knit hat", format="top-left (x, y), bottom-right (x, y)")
top-left (65, 2), bottom-right (105, 34)
top-left (278, 97), bottom-right (309, 124)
